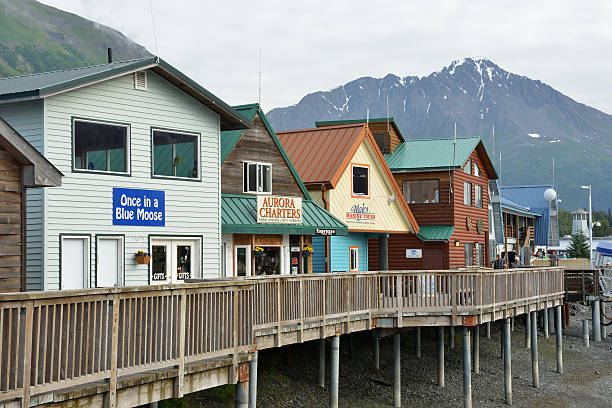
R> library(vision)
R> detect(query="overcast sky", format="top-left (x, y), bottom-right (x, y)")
top-left (40, 0), bottom-right (612, 114)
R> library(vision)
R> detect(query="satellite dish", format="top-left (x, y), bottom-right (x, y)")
top-left (544, 188), bottom-right (557, 202)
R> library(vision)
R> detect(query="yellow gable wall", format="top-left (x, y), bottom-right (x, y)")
top-left (327, 140), bottom-right (413, 233)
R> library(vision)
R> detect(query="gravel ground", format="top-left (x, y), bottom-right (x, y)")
top-left (187, 307), bottom-right (612, 407)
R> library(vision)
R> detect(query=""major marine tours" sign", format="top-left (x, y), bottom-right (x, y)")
top-left (257, 196), bottom-right (303, 224)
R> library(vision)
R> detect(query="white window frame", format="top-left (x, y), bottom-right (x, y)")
top-left (234, 245), bottom-right (252, 277)
top-left (243, 161), bottom-right (272, 194)
top-left (351, 164), bottom-right (370, 198)
top-left (96, 236), bottom-right (124, 287)
top-left (151, 128), bottom-right (201, 180)
top-left (72, 118), bottom-right (131, 175)
top-left (60, 235), bottom-right (91, 289)
top-left (349, 246), bottom-right (359, 272)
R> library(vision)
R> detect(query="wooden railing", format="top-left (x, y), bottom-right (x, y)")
top-left (0, 280), bottom-right (253, 408)
top-left (0, 268), bottom-right (564, 406)
top-left (247, 268), bottom-right (564, 334)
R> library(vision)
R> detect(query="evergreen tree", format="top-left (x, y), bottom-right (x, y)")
top-left (567, 231), bottom-right (590, 259)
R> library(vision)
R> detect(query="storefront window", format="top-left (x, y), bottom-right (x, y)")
top-left (176, 245), bottom-right (191, 280)
top-left (152, 129), bottom-right (199, 179)
top-left (464, 182), bottom-right (472, 206)
top-left (243, 162), bottom-right (272, 194)
top-left (255, 247), bottom-right (281, 275)
top-left (73, 120), bottom-right (129, 174)
top-left (464, 242), bottom-right (474, 266)
top-left (351, 165), bottom-right (369, 197)
top-left (350, 246), bottom-right (359, 271)
top-left (236, 247), bottom-right (247, 276)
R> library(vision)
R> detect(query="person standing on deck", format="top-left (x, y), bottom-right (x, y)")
top-left (494, 254), bottom-right (504, 269)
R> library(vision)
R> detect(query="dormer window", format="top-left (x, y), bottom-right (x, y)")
top-left (243, 161), bottom-right (271, 194)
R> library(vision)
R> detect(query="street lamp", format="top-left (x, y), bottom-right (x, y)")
top-left (580, 185), bottom-right (594, 268)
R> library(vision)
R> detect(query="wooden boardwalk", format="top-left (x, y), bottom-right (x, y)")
top-left (0, 267), bottom-right (564, 408)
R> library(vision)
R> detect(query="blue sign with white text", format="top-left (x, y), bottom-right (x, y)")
top-left (113, 188), bottom-right (165, 226)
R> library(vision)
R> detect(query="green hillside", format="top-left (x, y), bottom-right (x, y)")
top-left (0, 0), bottom-right (150, 77)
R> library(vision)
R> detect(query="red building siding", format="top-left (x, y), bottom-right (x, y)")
top-left (449, 150), bottom-right (490, 268)
top-left (369, 235), bottom-right (449, 270)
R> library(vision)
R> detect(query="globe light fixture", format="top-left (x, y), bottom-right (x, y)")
top-left (543, 188), bottom-right (557, 202)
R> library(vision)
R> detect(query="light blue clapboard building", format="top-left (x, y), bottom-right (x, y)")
top-left (0, 57), bottom-right (249, 290)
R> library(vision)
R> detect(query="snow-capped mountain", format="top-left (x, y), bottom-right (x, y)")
top-left (267, 58), bottom-right (612, 210)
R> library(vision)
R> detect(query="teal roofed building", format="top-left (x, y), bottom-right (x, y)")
top-left (220, 103), bottom-right (347, 277)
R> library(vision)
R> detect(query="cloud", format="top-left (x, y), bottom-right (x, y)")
top-left (39, 0), bottom-right (612, 114)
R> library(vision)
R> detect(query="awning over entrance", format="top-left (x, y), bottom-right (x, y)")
top-left (417, 225), bottom-right (455, 242)
top-left (222, 194), bottom-right (348, 235)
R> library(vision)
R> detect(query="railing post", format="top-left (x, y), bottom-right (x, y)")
top-left (276, 278), bottom-right (282, 347)
top-left (451, 275), bottom-right (457, 326)
top-left (299, 279), bottom-right (304, 342)
top-left (396, 275), bottom-right (403, 327)
top-left (21, 301), bottom-right (34, 408)
top-left (346, 276), bottom-right (351, 332)
top-left (175, 289), bottom-right (187, 398)
top-left (107, 294), bottom-right (120, 408)
top-left (321, 278), bottom-right (326, 338)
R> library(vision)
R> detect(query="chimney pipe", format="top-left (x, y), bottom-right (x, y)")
top-left (107, 48), bottom-right (112, 64)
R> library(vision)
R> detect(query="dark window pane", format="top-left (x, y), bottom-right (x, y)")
top-left (236, 248), bottom-right (247, 276)
top-left (352, 166), bottom-right (369, 196)
top-left (373, 133), bottom-right (387, 154)
top-left (421, 180), bottom-right (439, 203)
top-left (176, 245), bottom-right (191, 280)
top-left (74, 120), bottom-right (127, 173)
top-left (248, 163), bottom-right (257, 192)
top-left (153, 130), bottom-right (198, 178)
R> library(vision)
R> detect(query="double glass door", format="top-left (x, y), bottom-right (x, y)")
top-left (151, 239), bottom-right (198, 284)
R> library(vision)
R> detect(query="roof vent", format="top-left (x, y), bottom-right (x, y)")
top-left (134, 71), bottom-right (147, 90)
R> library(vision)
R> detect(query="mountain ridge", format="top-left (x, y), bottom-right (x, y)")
top-left (0, 0), bottom-right (151, 77)
top-left (267, 57), bottom-right (612, 211)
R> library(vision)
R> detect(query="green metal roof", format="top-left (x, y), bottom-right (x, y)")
top-left (222, 194), bottom-right (348, 235)
top-left (220, 103), bottom-right (313, 200)
top-left (386, 137), bottom-right (481, 171)
top-left (0, 57), bottom-right (249, 131)
top-left (417, 225), bottom-right (455, 241)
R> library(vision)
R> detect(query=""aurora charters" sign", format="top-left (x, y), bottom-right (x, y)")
top-left (257, 196), bottom-right (303, 224)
